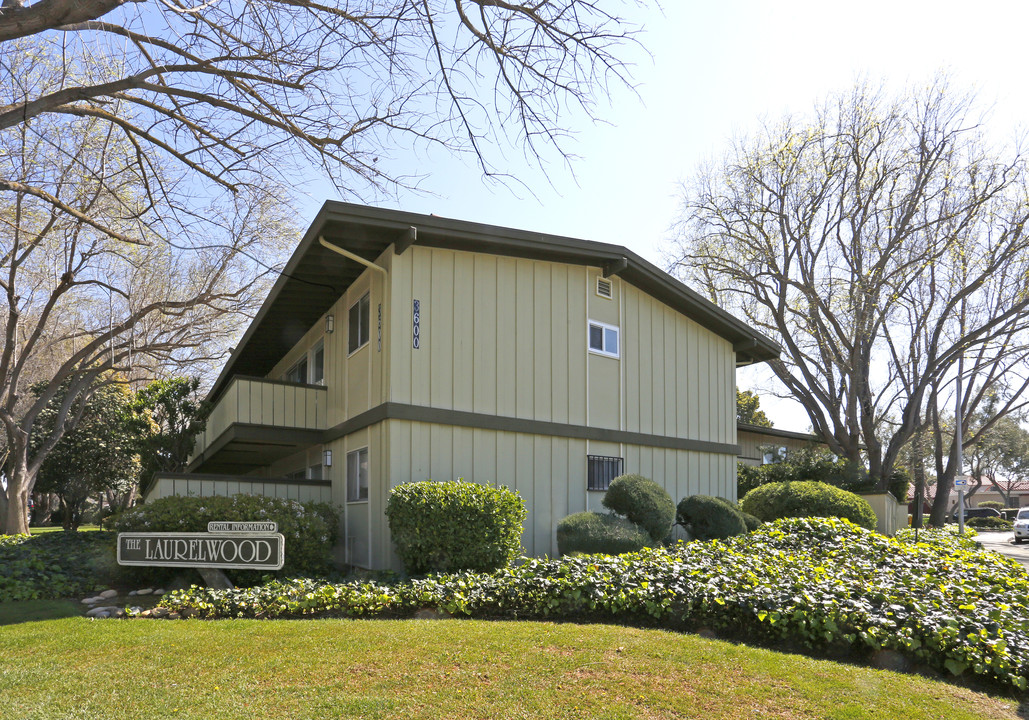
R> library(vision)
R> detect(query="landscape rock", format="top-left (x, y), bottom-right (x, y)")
top-left (85, 606), bottom-right (117, 618)
top-left (150, 607), bottom-right (170, 618)
top-left (99, 589), bottom-right (119, 599)
top-left (128, 590), bottom-right (137, 596)
top-left (80, 598), bottom-right (95, 605)
top-left (136, 588), bottom-right (153, 596)
top-left (154, 589), bottom-right (165, 595)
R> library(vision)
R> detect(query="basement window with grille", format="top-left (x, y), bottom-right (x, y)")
top-left (587, 455), bottom-right (623, 491)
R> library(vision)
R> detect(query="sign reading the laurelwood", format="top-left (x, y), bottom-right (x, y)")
top-left (117, 532), bottom-right (285, 570)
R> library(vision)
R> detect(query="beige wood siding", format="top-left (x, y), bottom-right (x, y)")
top-left (387, 247), bottom-right (735, 445)
top-left (267, 248), bottom-right (392, 429)
top-left (145, 475), bottom-right (331, 504)
top-left (737, 430), bottom-right (822, 466)
top-left (380, 418), bottom-right (735, 568)
top-left (191, 377), bottom-right (328, 460)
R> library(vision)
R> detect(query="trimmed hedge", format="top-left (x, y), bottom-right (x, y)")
top-left (0, 531), bottom-right (119, 602)
top-left (601, 474), bottom-right (675, 542)
top-left (112, 494), bottom-right (338, 583)
top-left (385, 481), bottom-right (526, 574)
top-left (740, 481), bottom-right (876, 530)
top-left (966, 516), bottom-right (1013, 530)
top-left (676, 495), bottom-right (747, 540)
top-left (556, 512), bottom-right (655, 555)
top-left (163, 517), bottom-right (1029, 691)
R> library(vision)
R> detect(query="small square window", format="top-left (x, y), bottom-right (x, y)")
top-left (588, 320), bottom-right (619, 358)
top-left (587, 455), bottom-right (623, 491)
top-left (347, 447), bottom-right (369, 502)
top-left (349, 292), bottom-right (370, 354)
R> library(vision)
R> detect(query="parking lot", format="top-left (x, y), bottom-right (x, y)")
top-left (974, 531), bottom-right (1029, 568)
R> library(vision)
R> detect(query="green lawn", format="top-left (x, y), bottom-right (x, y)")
top-left (29, 524), bottom-right (101, 534)
top-left (0, 618), bottom-right (1021, 720)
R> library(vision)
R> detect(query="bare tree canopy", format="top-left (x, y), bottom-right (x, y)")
top-left (0, 0), bottom-right (646, 534)
top-left (669, 79), bottom-right (1029, 507)
top-left (1, 0), bottom-right (644, 201)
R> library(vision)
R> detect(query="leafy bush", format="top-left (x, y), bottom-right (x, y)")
top-left (385, 481), bottom-right (526, 574)
top-left (163, 517), bottom-right (1029, 691)
top-left (676, 495), bottom-right (747, 540)
top-left (740, 481), bottom-right (877, 530)
top-left (737, 449), bottom-right (869, 496)
top-left (738, 450), bottom-right (909, 504)
top-left (740, 510), bottom-right (762, 532)
top-left (601, 474), bottom-right (675, 542)
top-left (112, 494), bottom-right (338, 583)
top-left (966, 516), bottom-right (1013, 530)
top-left (556, 512), bottom-right (655, 555)
top-left (977, 501), bottom-right (1005, 510)
top-left (0, 531), bottom-right (119, 601)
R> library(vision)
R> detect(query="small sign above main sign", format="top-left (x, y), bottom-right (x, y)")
top-left (207, 521), bottom-right (278, 533)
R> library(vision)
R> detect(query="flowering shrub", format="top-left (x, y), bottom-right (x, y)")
top-left (162, 517), bottom-right (1029, 691)
top-left (112, 494), bottom-right (338, 583)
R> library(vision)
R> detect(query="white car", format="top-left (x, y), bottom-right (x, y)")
top-left (1014, 509), bottom-right (1029, 543)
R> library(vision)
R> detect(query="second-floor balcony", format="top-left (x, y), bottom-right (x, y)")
top-left (189, 376), bottom-right (328, 474)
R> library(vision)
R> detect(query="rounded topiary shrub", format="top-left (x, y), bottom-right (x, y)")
top-left (556, 512), bottom-right (654, 556)
top-left (601, 474), bottom-right (675, 542)
top-left (676, 495), bottom-right (748, 540)
top-left (740, 481), bottom-right (877, 530)
top-left (966, 516), bottom-right (1013, 530)
top-left (385, 480), bottom-right (526, 575)
top-left (740, 509), bottom-right (763, 532)
top-left (977, 501), bottom-right (1005, 511)
top-left (112, 494), bottom-right (339, 584)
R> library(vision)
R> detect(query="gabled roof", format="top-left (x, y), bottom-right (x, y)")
top-left (210, 202), bottom-right (781, 400)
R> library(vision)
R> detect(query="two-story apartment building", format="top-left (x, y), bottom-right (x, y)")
top-left (146, 202), bottom-right (779, 569)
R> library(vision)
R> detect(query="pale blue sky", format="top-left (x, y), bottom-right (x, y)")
top-left (297, 0), bottom-right (1029, 429)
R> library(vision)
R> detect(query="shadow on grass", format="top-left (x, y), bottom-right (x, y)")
top-left (0, 599), bottom-right (83, 625)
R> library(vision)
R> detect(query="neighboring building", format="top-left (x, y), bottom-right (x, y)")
top-left (146, 202), bottom-right (779, 569)
top-left (736, 423), bottom-right (827, 466)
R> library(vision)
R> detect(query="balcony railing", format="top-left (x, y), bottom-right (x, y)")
top-left (192, 376), bottom-right (328, 461)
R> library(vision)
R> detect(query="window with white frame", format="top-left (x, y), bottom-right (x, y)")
top-left (347, 447), bottom-right (369, 502)
top-left (349, 292), bottom-right (371, 354)
top-left (588, 320), bottom-right (619, 358)
top-left (283, 339), bottom-right (325, 385)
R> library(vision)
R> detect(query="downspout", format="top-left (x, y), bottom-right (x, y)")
top-left (319, 237), bottom-right (388, 276)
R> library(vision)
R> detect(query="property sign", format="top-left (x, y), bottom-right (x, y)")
top-left (207, 521), bottom-right (277, 533)
top-left (954, 477), bottom-right (968, 488)
top-left (117, 532), bottom-right (285, 570)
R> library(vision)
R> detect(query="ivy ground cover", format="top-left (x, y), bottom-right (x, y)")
top-left (162, 518), bottom-right (1029, 692)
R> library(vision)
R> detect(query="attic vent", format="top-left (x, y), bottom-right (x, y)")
top-left (596, 277), bottom-right (613, 299)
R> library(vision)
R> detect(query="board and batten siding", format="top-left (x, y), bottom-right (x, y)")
top-left (145, 475), bottom-right (332, 504)
top-left (381, 419), bottom-right (735, 566)
top-left (387, 246), bottom-right (736, 446)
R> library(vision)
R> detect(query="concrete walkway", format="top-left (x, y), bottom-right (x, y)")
top-left (974, 531), bottom-right (1029, 568)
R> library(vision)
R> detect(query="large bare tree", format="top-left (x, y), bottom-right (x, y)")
top-left (0, 54), bottom-right (295, 532)
top-left (0, 1), bottom-right (645, 533)
top-left (669, 80), bottom-right (1029, 509)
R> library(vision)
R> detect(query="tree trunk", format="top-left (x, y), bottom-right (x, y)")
top-left (912, 427), bottom-right (926, 529)
top-left (2, 440), bottom-right (34, 535)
